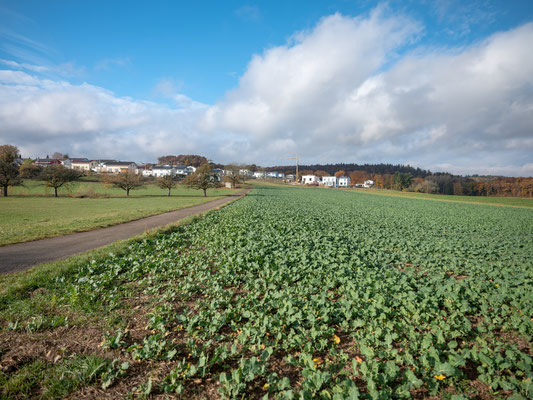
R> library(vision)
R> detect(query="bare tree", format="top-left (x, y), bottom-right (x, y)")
top-left (40, 164), bottom-right (81, 197)
top-left (224, 164), bottom-right (243, 189)
top-left (52, 152), bottom-right (64, 159)
top-left (158, 175), bottom-right (179, 196)
top-left (0, 144), bottom-right (22, 197)
top-left (103, 172), bottom-right (144, 196)
top-left (183, 163), bottom-right (221, 197)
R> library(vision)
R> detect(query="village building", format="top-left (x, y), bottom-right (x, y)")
top-left (152, 165), bottom-right (176, 177)
top-left (71, 159), bottom-right (97, 171)
top-left (103, 161), bottom-right (138, 174)
top-left (321, 176), bottom-right (338, 187)
top-left (302, 175), bottom-right (320, 185)
top-left (338, 176), bottom-right (351, 187)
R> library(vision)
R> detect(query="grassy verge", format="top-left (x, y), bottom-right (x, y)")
top-left (0, 181), bottom-right (240, 246)
top-left (0, 192), bottom-right (245, 399)
top-left (350, 187), bottom-right (533, 208)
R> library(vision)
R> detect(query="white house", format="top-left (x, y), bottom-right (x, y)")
top-left (186, 166), bottom-right (196, 174)
top-left (239, 169), bottom-right (252, 177)
top-left (94, 160), bottom-right (117, 173)
top-left (173, 165), bottom-right (188, 176)
top-left (338, 176), bottom-right (351, 187)
top-left (152, 165), bottom-right (176, 177)
top-left (363, 180), bottom-right (375, 188)
top-left (302, 175), bottom-right (320, 185)
top-left (266, 171), bottom-right (285, 179)
top-left (103, 162), bottom-right (138, 174)
top-left (321, 176), bottom-right (338, 187)
top-left (59, 159), bottom-right (72, 168)
top-left (253, 171), bottom-right (266, 179)
top-left (141, 168), bottom-right (153, 177)
top-left (71, 159), bottom-right (97, 171)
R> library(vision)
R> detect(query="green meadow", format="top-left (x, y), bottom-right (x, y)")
top-left (351, 188), bottom-right (533, 208)
top-left (0, 180), bottom-right (239, 246)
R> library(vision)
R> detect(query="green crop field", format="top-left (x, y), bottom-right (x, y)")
top-left (1, 186), bottom-right (531, 399)
top-left (0, 180), bottom-right (239, 246)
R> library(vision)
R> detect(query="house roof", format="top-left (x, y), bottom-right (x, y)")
top-left (71, 160), bottom-right (93, 164)
top-left (104, 161), bottom-right (136, 166)
top-left (35, 158), bottom-right (61, 163)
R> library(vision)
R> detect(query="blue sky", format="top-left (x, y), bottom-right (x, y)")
top-left (1, 0), bottom-right (533, 175)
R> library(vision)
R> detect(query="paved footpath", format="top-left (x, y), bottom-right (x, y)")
top-left (0, 190), bottom-right (249, 274)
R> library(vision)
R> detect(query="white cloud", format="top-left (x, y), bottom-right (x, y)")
top-left (0, 70), bottom-right (217, 161)
top-left (1, 7), bottom-right (532, 176)
top-left (201, 11), bottom-right (533, 176)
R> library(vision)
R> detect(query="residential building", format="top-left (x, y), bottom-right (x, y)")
top-left (338, 176), bottom-right (351, 187)
top-left (103, 162), bottom-right (138, 174)
top-left (152, 165), bottom-right (176, 177)
top-left (71, 159), bottom-right (97, 171)
top-left (266, 171), bottom-right (285, 179)
top-left (286, 174), bottom-right (296, 181)
top-left (253, 171), bottom-right (266, 179)
top-left (338, 176), bottom-right (350, 187)
top-left (58, 158), bottom-right (72, 168)
top-left (174, 165), bottom-right (189, 176)
top-left (321, 176), bottom-right (338, 187)
top-left (94, 160), bottom-right (117, 173)
top-left (363, 180), bottom-right (375, 188)
top-left (302, 175), bottom-right (320, 185)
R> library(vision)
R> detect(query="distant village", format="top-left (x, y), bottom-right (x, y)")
top-left (28, 156), bottom-right (375, 188)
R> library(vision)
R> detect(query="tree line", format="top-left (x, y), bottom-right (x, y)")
top-left (0, 145), bottom-right (223, 197)
top-left (297, 167), bottom-right (533, 197)
top-left (270, 163), bottom-right (431, 178)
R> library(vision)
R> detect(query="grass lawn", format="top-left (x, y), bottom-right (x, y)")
top-left (0, 180), bottom-right (240, 246)
top-left (350, 188), bottom-right (533, 208)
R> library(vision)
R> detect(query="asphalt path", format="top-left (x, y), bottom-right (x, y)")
top-left (0, 190), bottom-right (249, 274)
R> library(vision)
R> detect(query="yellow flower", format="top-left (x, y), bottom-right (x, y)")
top-left (313, 357), bottom-right (324, 367)
top-left (333, 334), bottom-right (341, 344)
top-left (495, 284), bottom-right (499, 287)
top-left (434, 374), bottom-right (446, 380)
top-left (262, 383), bottom-right (270, 391)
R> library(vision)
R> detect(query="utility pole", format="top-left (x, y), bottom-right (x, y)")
top-left (278, 155), bottom-right (299, 183)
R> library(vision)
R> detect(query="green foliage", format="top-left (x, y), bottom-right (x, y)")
top-left (183, 163), bottom-right (221, 196)
top-left (102, 171), bottom-right (144, 196)
top-left (0, 144), bottom-right (22, 196)
top-left (2, 185), bottom-right (531, 398)
top-left (0, 355), bottom-right (110, 399)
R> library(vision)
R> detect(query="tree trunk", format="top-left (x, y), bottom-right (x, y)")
top-left (54, 187), bottom-right (58, 197)
top-left (203, 188), bottom-right (207, 197)
top-left (126, 188), bottom-right (130, 196)
top-left (168, 188), bottom-right (171, 196)
top-left (3, 185), bottom-right (7, 197)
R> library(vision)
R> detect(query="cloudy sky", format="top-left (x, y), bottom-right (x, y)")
top-left (1, 0), bottom-right (532, 176)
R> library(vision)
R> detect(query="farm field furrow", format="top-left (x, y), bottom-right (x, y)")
top-left (1, 185), bottom-right (532, 399)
